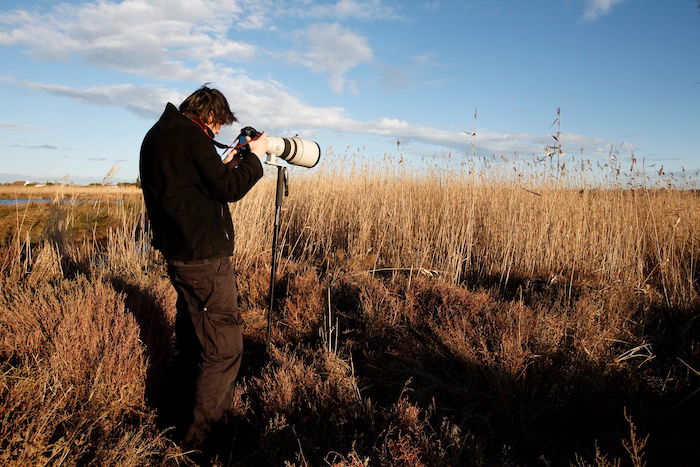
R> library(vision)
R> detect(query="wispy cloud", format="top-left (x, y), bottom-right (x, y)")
top-left (0, 0), bottom-right (626, 161)
top-left (0, 0), bottom-right (254, 80)
top-left (0, 1), bottom-right (375, 92)
top-left (5, 78), bottom-right (183, 118)
top-left (0, 121), bottom-right (31, 131)
top-left (411, 53), bottom-right (435, 66)
top-left (7, 77), bottom-right (622, 160)
top-left (85, 157), bottom-right (128, 163)
top-left (306, 0), bottom-right (402, 20)
top-left (10, 144), bottom-right (59, 150)
top-left (230, 0), bottom-right (402, 30)
top-left (583, 0), bottom-right (625, 20)
top-left (377, 53), bottom-right (442, 91)
top-left (289, 23), bottom-right (373, 93)
top-left (420, 1), bottom-right (441, 11)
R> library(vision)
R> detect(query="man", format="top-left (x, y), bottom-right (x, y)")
top-left (139, 85), bottom-right (268, 448)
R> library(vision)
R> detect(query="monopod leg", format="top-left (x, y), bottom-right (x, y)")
top-left (266, 166), bottom-right (286, 353)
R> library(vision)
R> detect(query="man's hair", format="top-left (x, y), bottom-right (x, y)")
top-left (179, 85), bottom-right (237, 126)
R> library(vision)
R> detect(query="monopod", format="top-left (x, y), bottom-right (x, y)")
top-left (233, 129), bottom-right (319, 354)
top-left (265, 157), bottom-right (288, 353)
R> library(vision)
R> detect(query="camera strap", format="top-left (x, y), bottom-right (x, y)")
top-left (211, 139), bottom-right (232, 150)
top-left (191, 118), bottom-right (237, 151)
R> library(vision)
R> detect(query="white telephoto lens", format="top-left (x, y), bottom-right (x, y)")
top-left (265, 136), bottom-right (320, 168)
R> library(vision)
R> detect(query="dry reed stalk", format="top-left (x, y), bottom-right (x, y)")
top-left (0, 154), bottom-right (697, 465)
top-left (229, 168), bottom-right (698, 305)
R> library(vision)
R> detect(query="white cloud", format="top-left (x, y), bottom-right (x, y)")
top-left (583, 0), bottom-right (625, 20)
top-left (290, 23), bottom-right (373, 93)
top-left (0, 0), bottom-right (255, 79)
top-left (5, 76), bottom-right (620, 160)
top-left (0, 1), bottom-right (623, 162)
top-left (7, 79), bottom-right (183, 119)
top-left (236, 0), bottom-right (278, 30)
top-left (0, 1), bottom-right (374, 91)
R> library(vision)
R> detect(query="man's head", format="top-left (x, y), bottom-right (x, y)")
top-left (180, 85), bottom-right (237, 134)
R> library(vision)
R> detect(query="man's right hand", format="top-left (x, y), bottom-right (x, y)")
top-left (247, 131), bottom-right (269, 160)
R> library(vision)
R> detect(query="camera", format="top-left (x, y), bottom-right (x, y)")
top-left (236, 126), bottom-right (320, 168)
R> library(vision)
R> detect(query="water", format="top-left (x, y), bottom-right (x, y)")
top-left (0, 199), bottom-right (124, 206)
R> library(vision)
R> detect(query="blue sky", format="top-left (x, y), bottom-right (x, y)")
top-left (0, 0), bottom-right (698, 183)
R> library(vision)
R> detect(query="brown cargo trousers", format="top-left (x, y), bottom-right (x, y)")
top-left (167, 256), bottom-right (243, 448)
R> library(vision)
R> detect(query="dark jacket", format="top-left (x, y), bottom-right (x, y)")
top-left (139, 103), bottom-right (263, 261)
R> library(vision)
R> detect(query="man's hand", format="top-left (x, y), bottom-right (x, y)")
top-left (222, 149), bottom-right (237, 164)
top-left (248, 131), bottom-right (269, 160)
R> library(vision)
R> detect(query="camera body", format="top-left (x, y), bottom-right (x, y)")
top-left (236, 126), bottom-right (320, 168)
top-left (235, 126), bottom-right (262, 158)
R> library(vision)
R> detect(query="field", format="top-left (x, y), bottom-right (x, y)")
top-left (0, 155), bottom-right (698, 466)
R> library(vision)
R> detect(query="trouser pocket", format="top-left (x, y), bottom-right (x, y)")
top-left (169, 257), bottom-right (242, 361)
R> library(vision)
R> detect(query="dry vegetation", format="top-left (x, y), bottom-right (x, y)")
top-left (0, 153), bottom-right (698, 465)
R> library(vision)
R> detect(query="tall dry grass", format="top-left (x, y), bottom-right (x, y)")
top-left (4, 156), bottom-right (697, 306)
top-left (232, 155), bottom-right (699, 306)
top-left (0, 154), bottom-right (698, 465)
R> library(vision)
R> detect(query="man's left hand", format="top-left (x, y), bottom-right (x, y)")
top-left (222, 149), bottom-right (238, 164)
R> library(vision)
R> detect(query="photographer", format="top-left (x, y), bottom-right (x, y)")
top-left (139, 85), bottom-right (268, 448)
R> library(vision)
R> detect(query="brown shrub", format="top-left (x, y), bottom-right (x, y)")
top-left (279, 266), bottom-right (323, 341)
top-left (0, 276), bottom-right (169, 464)
top-left (254, 348), bottom-right (320, 416)
top-left (1, 178), bottom-right (698, 465)
top-left (252, 347), bottom-right (363, 420)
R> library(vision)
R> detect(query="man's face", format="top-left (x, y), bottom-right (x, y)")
top-left (206, 120), bottom-right (221, 135)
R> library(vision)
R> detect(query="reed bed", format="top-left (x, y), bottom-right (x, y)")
top-left (232, 158), bottom-right (699, 306)
top-left (0, 155), bottom-right (698, 465)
